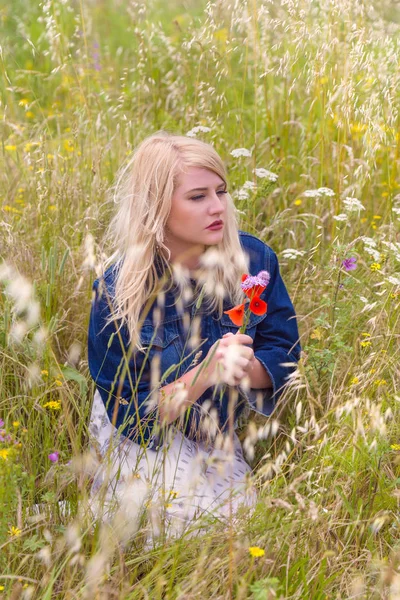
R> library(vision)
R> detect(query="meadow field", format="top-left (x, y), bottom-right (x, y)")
top-left (0, 0), bottom-right (399, 597)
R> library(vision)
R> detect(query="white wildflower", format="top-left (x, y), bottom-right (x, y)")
top-left (364, 246), bottom-right (381, 261)
top-left (360, 236), bottom-right (377, 247)
top-left (333, 213), bottom-right (348, 222)
top-left (281, 248), bottom-right (305, 260)
top-left (303, 189), bottom-right (321, 198)
top-left (234, 189), bottom-right (250, 201)
top-left (303, 187), bottom-right (334, 198)
top-left (387, 275), bottom-right (400, 286)
top-left (317, 187), bottom-right (335, 196)
top-left (242, 180), bottom-right (257, 191)
top-left (253, 168), bottom-right (278, 181)
top-left (343, 197), bottom-right (365, 212)
top-left (230, 147), bottom-right (252, 158)
top-left (186, 126), bottom-right (211, 138)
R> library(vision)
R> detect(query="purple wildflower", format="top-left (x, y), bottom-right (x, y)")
top-left (341, 257), bottom-right (357, 271)
top-left (241, 270), bottom-right (271, 291)
top-left (48, 451), bottom-right (59, 463)
top-left (92, 42), bottom-right (101, 72)
top-left (0, 419), bottom-right (4, 428)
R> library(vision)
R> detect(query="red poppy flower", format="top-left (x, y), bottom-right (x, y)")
top-left (241, 274), bottom-right (266, 299)
top-left (249, 295), bottom-right (267, 316)
top-left (243, 284), bottom-right (266, 299)
top-left (223, 303), bottom-right (245, 326)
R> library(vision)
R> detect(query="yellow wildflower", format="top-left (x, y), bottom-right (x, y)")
top-left (373, 379), bottom-right (387, 386)
top-left (361, 332), bottom-right (371, 337)
top-left (360, 340), bottom-right (371, 348)
top-left (54, 379), bottom-right (63, 387)
top-left (165, 503), bottom-right (173, 509)
top-left (25, 111), bottom-right (34, 119)
top-left (12, 421), bottom-right (20, 428)
top-left (4, 145), bottom-right (16, 151)
top-left (293, 199), bottom-right (302, 206)
top-left (370, 263), bottom-right (381, 271)
top-left (350, 377), bottom-right (359, 385)
top-left (0, 448), bottom-right (10, 460)
top-left (249, 546), bottom-right (265, 558)
top-left (381, 192), bottom-right (389, 198)
top-left (48, 205), bottom-right (57, 211)
top-left (19, 98), bottom-right (29, 106)
top-left (310, 327), bottom-right (324, 341)
top-left (390, 444), bottom-right (400, 451)
top-left (0, 585), bottom-right (4, 590)
top-left (8, 526), bottom-right (22, 537)
top-left (368, 368), bottom-right (376, 374)
top-left (47, 153), bottom-right (54, 160)
top-left (3, 205), bottom-right (22, 215)
top-left (24, 142), bottom-right (39, 152)
top-left (373, 215), bottom-right (382, 220)
top-left (63, 139), bottom-right (74, 152)
top-left (351, 122), bottom-right (366, 134)
top-left (43, 400), bottom-right (61, 411)
top-left (41, 369), bottom-right (49, 377)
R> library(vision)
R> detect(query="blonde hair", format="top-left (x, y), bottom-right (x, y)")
top-left (102, 131), bottom-right (248, 350)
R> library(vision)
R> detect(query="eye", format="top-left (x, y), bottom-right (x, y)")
top-left (190, 190), bottom-right (228, 201)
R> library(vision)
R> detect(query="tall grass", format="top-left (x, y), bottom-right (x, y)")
top-left (0, 0), bottom-right (399, 597)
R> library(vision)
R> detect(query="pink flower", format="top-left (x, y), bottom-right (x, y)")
top-left (48, 451), bottom-right (59, 463)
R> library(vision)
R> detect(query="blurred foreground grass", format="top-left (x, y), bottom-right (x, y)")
top-left (0, 0), bottom-right (399, 597)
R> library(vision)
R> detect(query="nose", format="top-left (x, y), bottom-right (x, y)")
top-left (209, 192), bottom-right (225, 216)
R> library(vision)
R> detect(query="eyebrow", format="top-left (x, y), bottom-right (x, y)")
top-left (186, 183), bottom-right (226, 194)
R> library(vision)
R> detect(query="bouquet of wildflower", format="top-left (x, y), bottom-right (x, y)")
top-left (223, 270), bottom-right (270, 333)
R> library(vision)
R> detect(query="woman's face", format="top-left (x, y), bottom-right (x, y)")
top-left (165, 167), bottom-right (227, 268)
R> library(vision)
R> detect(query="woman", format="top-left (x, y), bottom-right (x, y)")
top-left (87, 132), bottom-right (300, 541)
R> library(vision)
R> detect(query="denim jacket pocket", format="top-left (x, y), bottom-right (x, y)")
top-left (219, 310), bottom-right (266, 339)
top-left (139, 322), bottom-right (181, 385)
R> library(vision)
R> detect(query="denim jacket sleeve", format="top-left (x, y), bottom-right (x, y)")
top-left (87, 276), bottom-right (159, 447)
top-left (240, 240), bottom-right (301, 416)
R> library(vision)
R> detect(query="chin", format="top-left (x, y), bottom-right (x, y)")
top-left (204, 233), bottom-right (224, 246)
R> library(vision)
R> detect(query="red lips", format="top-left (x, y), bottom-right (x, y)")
top-left (207, 220), bottom-right (223, 228)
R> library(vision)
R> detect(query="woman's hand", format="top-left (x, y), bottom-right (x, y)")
top-left (204, 331), bottom-right (256, 387)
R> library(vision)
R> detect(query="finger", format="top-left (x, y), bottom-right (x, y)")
top-left (239, 346), bottom-right (255, 360)
top-left (233, 356), bottom-right (251, 369)
top-left (222, 332), bottom-right (234, 338)
top-left (231, 333), bottom-right (253, 345)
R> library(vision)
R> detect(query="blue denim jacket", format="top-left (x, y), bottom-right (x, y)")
top-left (87, 231), bottom-right (301, 447)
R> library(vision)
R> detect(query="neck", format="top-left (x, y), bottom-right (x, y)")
top-left (164, 242), bottom-right (205, 272)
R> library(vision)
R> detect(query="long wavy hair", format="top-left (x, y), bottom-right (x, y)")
top-left (102, 131), bottom-right (249, 350)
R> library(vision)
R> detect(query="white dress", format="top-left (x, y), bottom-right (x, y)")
top-left (88, 389), bottom-right (257, 542)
